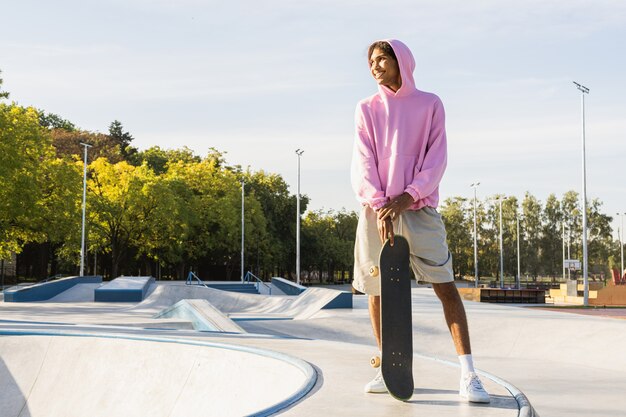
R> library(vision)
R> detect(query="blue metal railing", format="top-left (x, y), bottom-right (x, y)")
top-left (244, 271), bottom-right (271, 295)
top-left (186, 271), bottom-right (209, 288)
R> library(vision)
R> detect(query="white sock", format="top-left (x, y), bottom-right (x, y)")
top-left (459, 354), bottom-right (475, 378)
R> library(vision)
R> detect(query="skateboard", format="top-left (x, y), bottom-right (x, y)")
top-left (370, 235), bottom-right (414, 401)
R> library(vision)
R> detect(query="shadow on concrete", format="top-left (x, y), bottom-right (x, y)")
top-left (0, 356), bottom-right (30, 417)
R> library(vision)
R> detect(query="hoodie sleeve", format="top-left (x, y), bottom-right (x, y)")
top-left (351, 104), bottom-right (388, 210)
top-left (404, 97), bottom-right (447, 202)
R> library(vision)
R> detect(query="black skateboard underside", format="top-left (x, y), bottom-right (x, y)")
top-left (379, 235), bottom-right (414, 401)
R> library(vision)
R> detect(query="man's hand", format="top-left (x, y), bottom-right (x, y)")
top-left (377, 216), bottom-right (394, 246)
top-left (376, 192), bottom-right (414, 246)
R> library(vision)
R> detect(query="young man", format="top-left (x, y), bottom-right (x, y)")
top-left (351, 39), bottom-right (490, 403)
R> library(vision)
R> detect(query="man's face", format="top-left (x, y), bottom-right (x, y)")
top-left (369, 47), bottom-right (401, 90)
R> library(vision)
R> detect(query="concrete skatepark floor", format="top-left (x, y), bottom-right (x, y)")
top-left (1, 280), bottom-right (624, 416)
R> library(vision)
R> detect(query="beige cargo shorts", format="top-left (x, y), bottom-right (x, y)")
top-left (352, 205), bottom-right (454, 296)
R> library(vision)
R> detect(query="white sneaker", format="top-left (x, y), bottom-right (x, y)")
top-left (460, 372), bottom-right (490, 403)
top-left (364, 369), bottom-right (388, 393)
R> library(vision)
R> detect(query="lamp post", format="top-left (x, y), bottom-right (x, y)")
top-left (295, 149), bottom-right (304, 285)
top-left (470, 182), bottom-right (480, 287)
top-left (562, 221), bottom-right (566, 280)
top-left (516, 208), bottom-right (521, 289)
top-left (79, 142), bottom-right (92, 276)
top-left (493, 196), bottom-right (506, 289)
top-left (241, 180), bottom-right (245, 283)
top-left (573, 81), bottom-right (590, 306)
top-left (618, 213), bottom-right (624, 276)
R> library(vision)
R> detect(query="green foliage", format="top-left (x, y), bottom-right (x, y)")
top-left (521, 193), bottom-right (542, 278)
top-left (0, 103), bottom-right (53, 259)
top-left (38, 110), bottom-right (75, 131)
top-left (87, 158), bottom-right (162, 277)
top-left (2, 99), bottom-right (619, 281)
top-left (108, 120), bottom-right (136, 159)
top-left (301, 209), bottom-right (357, 282)
top-left (0, 69), bottom-right (9, 100)
top-left (440, 197), bottom-right (472, 279)
top-left (129, 146), bottom-right (201, 174)
top-left (540, 193), bottom-right (562, 277)
top-left (243, 170), bottom-right (308, 277)
top-left (51, 128), bottom-right (124, 163)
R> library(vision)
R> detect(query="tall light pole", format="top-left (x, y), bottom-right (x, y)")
top-left (295, 149), bottom-right (304, 285)
top-left (470, 182), bottom-right (480, 287)
top-left (79, 142), bottom-right (92, 276)
top-left (562, 221), bottom-right (566, 280)
top-left (618, 213), bottom-right (624, 276)
top-left (516, 208), bottom-right (521, 289)
top-left (494, 196), bottom-right (506, 288)
top-left (241, 180), bottom-right (245, 283)
top-left (573, 81), bottom-right (590, 306)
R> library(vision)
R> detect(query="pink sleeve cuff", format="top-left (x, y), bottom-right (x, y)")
top-left (404, 186), bottom-right (421, 202)
top-left (370, 198), bottom-right (388, 211)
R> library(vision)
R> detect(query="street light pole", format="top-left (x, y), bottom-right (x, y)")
top-left (562, 221), bottom-right (566, 280)
top-left (618, 213), bottom-right (624, 276)
top-left (497, 197), bottom-right (505, 289)
top-left (79, 142), bottom-right (92, 277)
top-left (241, 180), bottom-right (245, 283)
top-left (573, 81), bottom-right (590, 306)
top-left (295, 149), bottom-right (304, 285)
top-left (516, 209), bottom-right (521, 289)
top-left (470, 182), bottom-right (480, 287)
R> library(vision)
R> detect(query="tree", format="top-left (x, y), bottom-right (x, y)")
top-left (129, 146), bottom-right (201, 174)
top-left (482, 196), bottom-right (503, 279)
top-left (521, 193), bottom-right (542, 278)
top-left (108, 120), bottom-right (136, 158)
top-left (0, 104), bottom-right (53, 259)
top-left (500, 196), bottom-right (519, 280)
top-left (38, 158), bottom-right (83, 272)
top-left (541, 194), bottom-right (562, 278)
top-left (165, 158), bottom-right (268, 280)
top-left (0, 69), bottom-right (9, 99)
top-left (38, 110), bottom-right (75, 131)
top-left (301, 209), bottom-right (357, 283)
top-left (440, 197), bottom-right (472, 279)
top-left (587, 199), bottom-right (613, 278)
top-left (243, 169), bottom-right (308, 279)
top-left (51, 129), bottom-right (124, 163)
top-left (87, 158), bottom-right (160, 278)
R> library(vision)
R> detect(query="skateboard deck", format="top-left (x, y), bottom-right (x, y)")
top-left (379, 235), bottom-right (414, 401)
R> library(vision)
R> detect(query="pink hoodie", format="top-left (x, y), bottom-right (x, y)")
top-left (351, 39), bottom-right (447, 211)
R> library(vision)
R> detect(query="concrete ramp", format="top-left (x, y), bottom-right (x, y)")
top-left (3, 276), bottom-right (102, 302)
top-left (0, 332), bottom-right (316, 417)
top-left (155, 299), bottom-right (245, 333)
top-left (128, 284), bottom-right (350, 320)
top-left (46, 283), bottom-right (103, 302)
top-left (95, 276), bottom-right (154, 302)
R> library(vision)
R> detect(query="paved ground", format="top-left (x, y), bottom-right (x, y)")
top-left (3, 280), bottom-right (624, 416)
top-left (532, 306), bottom-right (626, 319)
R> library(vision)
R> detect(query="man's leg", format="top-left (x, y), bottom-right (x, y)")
top-left (369, 295), bottom-right (382, 350)
top-left (431, 282), bottom-right (470, 355)
top-left (364, 294), bottom-right (386, 393)
top-left (432, 282), bottom-right (490, 403)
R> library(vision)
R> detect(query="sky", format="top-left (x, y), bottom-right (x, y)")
top-left (2, 0), bottom-right (625, 238)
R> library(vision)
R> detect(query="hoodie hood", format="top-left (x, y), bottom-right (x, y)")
top-left (371, 39), bottom-right (417, 98)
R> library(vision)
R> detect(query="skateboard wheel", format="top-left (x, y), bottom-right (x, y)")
top-left (369, 266), bottom-right (379, 277)
top-left (370, 356), bottom-right (381, 368)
